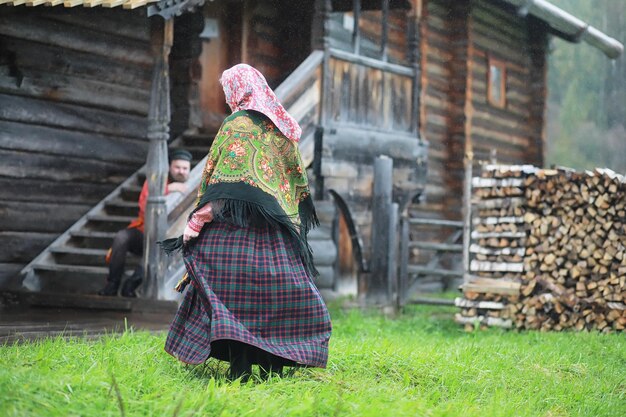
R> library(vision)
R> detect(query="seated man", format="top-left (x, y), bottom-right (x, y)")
top-left (98, 149), bottom-right (192, 297)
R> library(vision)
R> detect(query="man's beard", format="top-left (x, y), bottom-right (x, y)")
top-left (170, 173), bottom-right (188, 182)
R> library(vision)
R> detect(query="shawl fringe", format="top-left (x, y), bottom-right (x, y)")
top-left (159, 182), bottom-right (320, 278)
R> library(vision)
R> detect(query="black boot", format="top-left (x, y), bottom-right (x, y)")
top-left (97, 281), bottom-right (119, 296)
top-left (228, 343), bottom-right (252, 382)
top-left (259, 352), bottom-right (283, 380)
top-left (120, 267), bottom-right (143, 297)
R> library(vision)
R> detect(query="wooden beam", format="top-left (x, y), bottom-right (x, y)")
top-left (398, 215), bottom-right (409, 306)
top-left (143, 18), bottom-right (173, 300)
top-left (368, 156), bottom-right (394, 305)
top-left (329, 48), bottom-right (414, 76)
top-left (381, 0), bottom-right (389, 61)
top-left (389, 202), bottom-right (399, 310)
top-left (353, 0), bottom-right (361, 55)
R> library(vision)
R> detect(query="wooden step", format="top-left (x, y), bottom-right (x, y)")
top-left (120, 185), bottom-right (142, 201)
top-left (408, 241), bottom-right (463, 252)
top-left (105, 199), bottom-right (139, 217)
top-left (136, 172), bottom-right (146, 185)
top-left (4, 291), bottom-right (179, 313)
top-left (32, 264), bottom-right (109, 294)
top-left (68, 231), bottom-right (117, 249)
top-left (49, 246), bottom-right (140, 267)
top-left (86, 214), bottom-right (135, 232)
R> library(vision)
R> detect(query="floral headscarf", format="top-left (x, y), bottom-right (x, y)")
top-left (220, 64), bottom-right (302, 142)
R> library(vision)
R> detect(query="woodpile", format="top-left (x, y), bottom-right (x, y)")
top-left (457, 165), bottom-right (626, 332)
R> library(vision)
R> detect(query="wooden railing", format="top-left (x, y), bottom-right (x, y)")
top-left (325, 48), bottom-right (416, 134)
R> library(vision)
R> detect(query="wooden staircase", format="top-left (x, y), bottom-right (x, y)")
top-left (18, 50), bottom-right (338, 303)
top-left (20, 131), bottom-right (212, 296)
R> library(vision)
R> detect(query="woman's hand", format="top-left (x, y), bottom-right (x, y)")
top-left (183, 224), bottom-right (199, 244)
top-left (183, 204), bottom-right (213, 244)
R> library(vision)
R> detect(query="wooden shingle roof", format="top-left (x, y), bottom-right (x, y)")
top-left (0, 0), bottom-right (157, 9)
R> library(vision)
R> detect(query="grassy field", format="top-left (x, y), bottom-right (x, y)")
top-left (1, 302), bottom-right (624, 417)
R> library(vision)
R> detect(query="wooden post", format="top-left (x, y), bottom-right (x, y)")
top-left (352, 0), bottom-right (361, 55)
top-left (398, 213), bottom-right (409, 307)
top-left (462, 152), bottom-right (473, 283)
top-left (381, 0), bottom-right (389, 62)
top-left (320, 0), bottom-right (333, 127)
top-left (313, 126), bottom-right (325, 199)
top-left (143, 18), bottom-right (174, 300)
top-left (388, 202), bottom-right (399, 311)
top-left (368, 155), bottom-right (393, 305)
top-left (408, 0), bottom-right (422, 135)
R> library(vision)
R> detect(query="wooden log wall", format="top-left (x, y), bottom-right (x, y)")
top-left (467, 0), bottom-right (546, 166)
top-left (0, 8), bottom-right (152, 288)
top-left (170, 12), bottom-right (205, 139)
top-left (413, 0), bottom-right (470, 223)
top-left (407, 0), bottom-right (470, 276)
top-left (243, 0), bottom-right (313, 88)
top-left (410, 0), bottom-right (548, 279)
top-left (327, 57), bottom-right (413, 132)
top-left (327, 9), bottom-right (409, 65)
top-left (197, 0), bottom-right (313, 126)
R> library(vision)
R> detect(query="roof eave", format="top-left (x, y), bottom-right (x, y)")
top-left (503, 0), bottom-right (624, 59)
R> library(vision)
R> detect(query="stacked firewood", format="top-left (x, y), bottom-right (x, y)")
top-left (519, 168), bottom-right (626, 332)
top-left (456, 165), bottom-right (535, 330)
top-left (458, 165), bottom-right (626, 332)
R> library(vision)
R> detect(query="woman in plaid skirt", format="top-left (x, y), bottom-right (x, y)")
top-left (161, 64), bottom-right (332, 381)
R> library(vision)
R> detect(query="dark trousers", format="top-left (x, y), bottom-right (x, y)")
top-left (225, 340), bottom-right (285, 380)
top-left (108, 228), bottom-right (143, 285)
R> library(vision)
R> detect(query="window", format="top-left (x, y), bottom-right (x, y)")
top-left (487, 58), bottom-right (507, 108)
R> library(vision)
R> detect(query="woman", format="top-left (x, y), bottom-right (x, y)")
top-left (162, 64), bottom-right (332, 381)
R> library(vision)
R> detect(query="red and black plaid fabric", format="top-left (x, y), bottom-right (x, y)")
top-left (165, 221), bottom-right (332, 367)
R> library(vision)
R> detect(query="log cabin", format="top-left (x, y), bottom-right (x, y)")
top-left (0, 0), bottom-right (622, 308)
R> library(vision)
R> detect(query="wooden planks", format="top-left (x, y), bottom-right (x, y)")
top-left (0, 8), bottom-right (152, 283)
top-left (327, 55), bottom-right (413, 132)
top-left (0, 95), bottom-right (148, 139)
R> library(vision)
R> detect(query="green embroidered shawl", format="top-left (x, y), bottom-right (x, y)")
top-left (162, 110), bottom-right (319, 276)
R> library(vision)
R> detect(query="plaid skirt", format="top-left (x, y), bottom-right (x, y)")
top-left (164, 221), bottom-right (332, 367)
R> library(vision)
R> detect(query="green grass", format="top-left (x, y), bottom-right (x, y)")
top-left (1, 302), bottom-right (625, 417)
